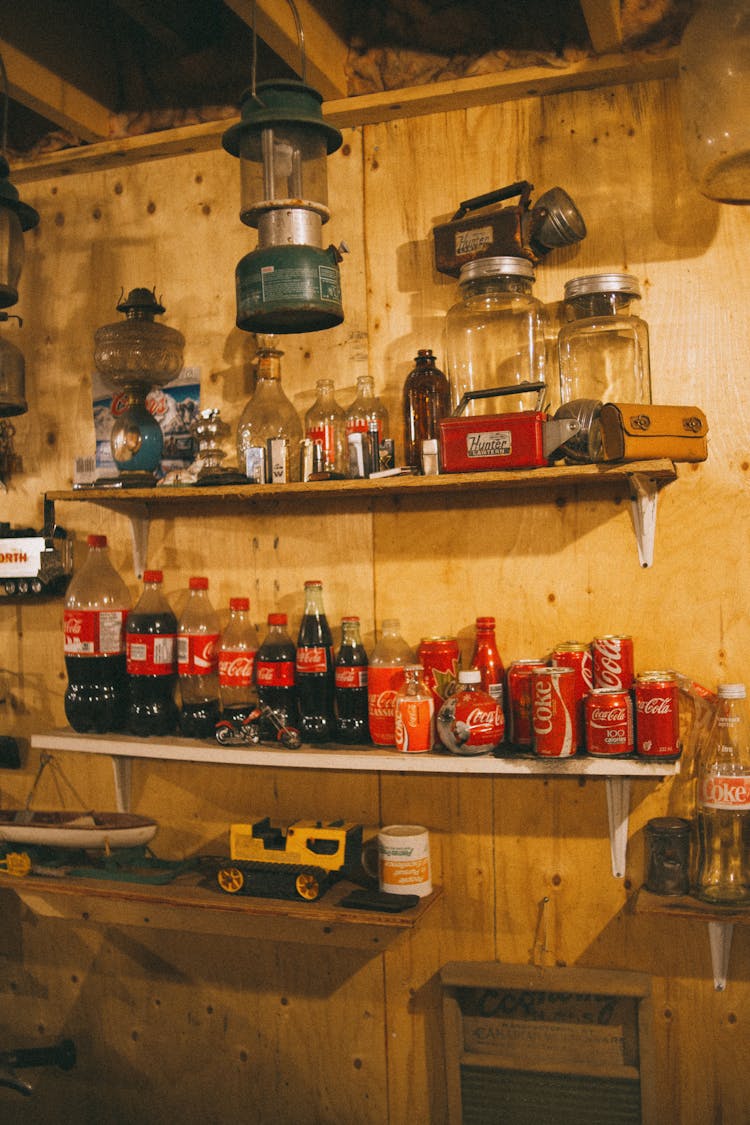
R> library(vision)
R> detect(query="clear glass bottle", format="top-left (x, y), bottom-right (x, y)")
top-left (402, 348), bottom-right (450, 470)
top-left (678, 0), bottom-right (750, 204)
top-left (236, 337), bottom-right (303, 481)
top-left (305, 378), bottom-right (346, 475)
top-left (558, 273), bottom-right (652, 406)
top-left (695, 682), bottom-right (750, 903)
top-left (394, 664), bottom-right (435, 753)
top-left (344, 373), bottom-right (389, 466)
top-left (445, 256), bottom-right (548, 416)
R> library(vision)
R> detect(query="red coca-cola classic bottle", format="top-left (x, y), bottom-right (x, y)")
top-left (296, 580), bottom-right (335, 742)
top-left (126, 569), bottom-right (178, 737)
top-left (334, 616), bottom-right (369, 744)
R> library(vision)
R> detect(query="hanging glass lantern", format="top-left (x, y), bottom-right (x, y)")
top-left (222, 3), bottom-right (345, 334)
top-left (0, 154), bottom-right (39, 309)
top-left (93, 289), bottom-right (184, 485)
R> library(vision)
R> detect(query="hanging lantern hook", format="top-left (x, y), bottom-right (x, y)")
top-left (249, 0), bottom-right (307, 100)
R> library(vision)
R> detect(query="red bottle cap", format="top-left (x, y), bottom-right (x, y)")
top-left (189, 576), bottom-right (208, 590)
top-left (87, 534), bottom-right (107, 548)
top-left (476, 616), bottom-right (496, 628)
top-left (268, 612), bottom-right (287, 625)
top-left (230, 597), bottom-right (250, 611)
top-left (143, 570), bottom-right (163, 584)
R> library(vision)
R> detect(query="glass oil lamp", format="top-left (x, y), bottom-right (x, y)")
top-left (93, 288), bottom-right (184, 486)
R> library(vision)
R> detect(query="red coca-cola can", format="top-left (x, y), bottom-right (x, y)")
top-left (532, 666), bottom-right (577, 758)
top-left (507, 660), bottom-right (548, 748)
top-left (592, 634), bottom-right (635, 691)
top-left (418, 636), bottom-right (460, 742)
top-left (551, 641), bottom-right (592, 744)
top-left (634, 671), bottom-right (681, 759)
top-left (585, 688), bottom-right (634, 756)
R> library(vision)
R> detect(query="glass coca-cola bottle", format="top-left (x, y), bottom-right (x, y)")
top-left (334, 616), bottom-right (369, 744)
top-left (394, 664), bottom-right (434, 753)
top-left (470, 616), bottom-right (505, 709)
top-left (236, 337), bottom-right (303, 481)
top-left (177, 576), bottom-right (220, 739)
top-left (296, 580), bottom-right (335, 742)
top-left (218, 596), bottom-right (259, 723)
top-left (254, 613), bottom-right (298, 739)
top-left (305, 378), bottom-right (346, 476)
top-left (63, 534), bottom-right (131, 733)
top-left (402, 348), bottom-right (450, 470)
top-left (125, 568), bottom-right (178, 737)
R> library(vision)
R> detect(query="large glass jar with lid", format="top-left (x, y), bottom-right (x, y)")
top-left (557, 273), bottom-right (652, 406)
top-left (444, 256), bottom-right (548, 416)
top-left (236, 336), bottom-right (303, 480)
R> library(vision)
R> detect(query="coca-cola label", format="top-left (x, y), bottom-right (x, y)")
top-left (306, 423), bottom-right (335, 459)
top-left (395, 697), bottom-right (434, 753)
top-left (532, 670), bottom-right (575, 757)
top-left (126, 633), bottom-right (176, 675)
top-left (335, 666), bottom-right (367, 690)
top-left (177, 633), bottom-right (219, 675)
top-left (453, 695), bottom-right (504, 746)
top-left (64, 608), bottom-right (127, 656)
top-left (296, 646), bottom-right (331, 675)
top-left (368, 666), bottom-right (407, 745)
top-left (593, 635), bottom-right (634, 691)
top-left (699, 776), bottom-right (750, 810)
top-left (586, 691), bottom-right (634, 755)
top-left (255, 659), bottom-right (295, 688)
top-left (218, 649), bottom-right (256, 688)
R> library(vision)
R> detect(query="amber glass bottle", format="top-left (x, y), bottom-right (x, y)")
top-left (402, 348), bottom-right (450, 470)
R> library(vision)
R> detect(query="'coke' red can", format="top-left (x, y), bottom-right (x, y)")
top-left (592, 634), bottom-right (635, 691)
top-left (507, 660), bottom-right (548, 748)
top-left (585, 688), bottom-right (634, 756)
top-left (532, 666), bottom-right (577, 758)
top-left (418, 636), bottom-right (460, 743)
top-left (635, 671), bottom-right (681, 759)
top-left (551, 641), bottom-right (592, 746)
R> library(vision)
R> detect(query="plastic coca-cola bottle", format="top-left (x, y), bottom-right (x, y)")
top-left (296, 580), bottom-right (335, 742)
top-left (367, 619), bottom-right (415, 746)
top-left (125, 569), bottom-right (178, 737)
top-left (470, 616), bottom-right (505, 709)
top-left (334, 616), bottom-right (369, 744)
top-left (218, 596), bottom-right (259, 723)
top-left (63, 534), bottom-right (131, 733)
top-left (437, 669), bottom-right (505, 756)
top-left (255, 612), bottom-right (298, 739)
top-left (177, 576), bottom-right (220, 739)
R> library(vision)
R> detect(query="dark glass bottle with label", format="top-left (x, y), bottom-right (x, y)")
top-left (402, 348), bottom-right (450, 470)
top-left (296, 580), bottom-right (335, 742)
top-left (254, 612), bottom-right (298, 739)
top-left (334, 616), bottom-right (369, 744)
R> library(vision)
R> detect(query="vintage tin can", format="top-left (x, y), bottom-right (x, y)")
top-left (418, 636), bottom-right (460, 721)
top-left (592, 634), bottom-right (635, 691)
top-left (644, 816), bottom-right (691, 895)
top-left (532, 666), bottom-right (578, 758)
top-left (507, 659), bottom-right (548, 748)
top-left (551, 640), bottom-right (593, 745)
top-left (634, 671), bottom-right (681, 759)
top-left (585, 688), bottom-right (634, 756)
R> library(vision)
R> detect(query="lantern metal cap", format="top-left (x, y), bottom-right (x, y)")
top-left (0, 154), bottom-right (39, 231)
top-left (222, 79), bottom-right (343, 157)
top-left (116, 287), bottom-right (166, 317)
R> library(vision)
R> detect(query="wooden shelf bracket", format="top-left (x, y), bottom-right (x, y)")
top-left (605, 776), bottom-right (631, 878)
top-left (628, 472), bottom-right (660, 568)
top-left (708, 920), bottom-right (734, 992)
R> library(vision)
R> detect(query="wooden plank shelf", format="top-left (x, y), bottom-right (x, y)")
top-left (0, 871), bottom-right (441, 950)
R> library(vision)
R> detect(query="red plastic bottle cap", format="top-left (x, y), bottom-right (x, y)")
top-left (268, 613), bottom-right (287, 625)
top-left (189, 576), bottom-right (209, 590)
top-left (476, 616), bottom-right (496, 627)
top-left (143, 570), bottom-right (163, 584)
top-left (87, 534), bottom-right (107, 548)
top-left (342, 615), bottom-right (360, 622)
top-left (230, 597), bottom-right (250, 611)
top-left (304, 580), bottom-right (323, 587)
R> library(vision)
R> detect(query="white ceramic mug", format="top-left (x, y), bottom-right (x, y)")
top-left (364, 824), bottom-right (432, 897)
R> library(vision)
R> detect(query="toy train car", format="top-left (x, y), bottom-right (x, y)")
top-left (216, 817), bottom-right (363, 902)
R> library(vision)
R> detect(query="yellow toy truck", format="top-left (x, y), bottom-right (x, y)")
top-left (216, 817), bottom-right (363, 902)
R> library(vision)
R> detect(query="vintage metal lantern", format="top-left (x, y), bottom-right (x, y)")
top-left (0, 155), bottom-right (39, 423)
top-left (222, 78), bottom-right (344, 334)
top-left (93, 289), bottom-right (184, 484)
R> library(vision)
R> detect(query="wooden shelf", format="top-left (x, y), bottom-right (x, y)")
top-left (0, 870), bottom-right (441, 950)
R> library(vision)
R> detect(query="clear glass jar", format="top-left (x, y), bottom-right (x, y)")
top-left (557, 274), bottom-right (652, 406)
top-left (444, 256), bottom-right (548, 416)
top-left (236, 337), bottom-right (303, 481)
top-left (679, 0), bottom-right (750, 204)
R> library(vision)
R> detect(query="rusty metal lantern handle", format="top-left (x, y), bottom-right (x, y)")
top-left (249, 0), bottom-right (307, 98)
top-left (451, 181), bottom-right (534, 222)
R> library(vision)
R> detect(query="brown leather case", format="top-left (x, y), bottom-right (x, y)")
top-left (599, 403), bottom-right (708, 462)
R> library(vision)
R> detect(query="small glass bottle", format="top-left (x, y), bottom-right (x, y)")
top-left (305, 378), bottom-right (347, 475)
top-left (402, 348), bottom-right (450, 471)
top-left (345, 374), bottom-right (389, 476)
top-left (469, 616), bottom-right (505, 708)
top-left (236, 336), bottom-right (303, 481)
top-left (445, 256), bottom-right (548, 416)
top-left (695, 682), bottom-right (750, 904)
top-left (557, 274), bottom-right (652, 406)
top-left (334, 616), bottom-right (369, 744)
top-left (394, 664), bottom-right (435, 753)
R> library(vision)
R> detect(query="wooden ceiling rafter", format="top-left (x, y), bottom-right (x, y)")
top-left (578, 0), bottom-right (624, 54)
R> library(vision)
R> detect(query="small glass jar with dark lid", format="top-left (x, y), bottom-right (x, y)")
top-left (558, 272), bottom-right (652, 407)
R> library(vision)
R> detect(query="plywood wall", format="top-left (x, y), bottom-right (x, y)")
top-left (1, 75), bottom-right (749, 1124)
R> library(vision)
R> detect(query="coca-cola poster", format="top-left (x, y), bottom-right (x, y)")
top-left (92, 365), bottom-right (200, 480)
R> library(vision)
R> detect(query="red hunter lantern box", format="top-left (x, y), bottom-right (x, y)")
top-left (438, 409), bottom-right (553, 473)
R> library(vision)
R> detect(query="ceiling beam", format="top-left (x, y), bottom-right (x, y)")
top-left (579, 0), bottom-right (623, 54)
top-left (223, 0), bottom-right (349, 100)
top-left (0, 38), bottom-right (112, 142)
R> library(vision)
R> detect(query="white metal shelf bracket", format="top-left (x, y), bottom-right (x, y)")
top-left (628, 472), bottom-right (659, 569)
top-left (128, 514), bottom-right (149, 579)
top-left (708, 920), bottom-right (734, 991)
top-left (605, 776), bottom-right (631, 878)
top-left (112, 757), bottom-right (132, 813)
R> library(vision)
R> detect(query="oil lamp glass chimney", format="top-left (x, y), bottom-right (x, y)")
top-left (93, 288), bottom-right (184, 486)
